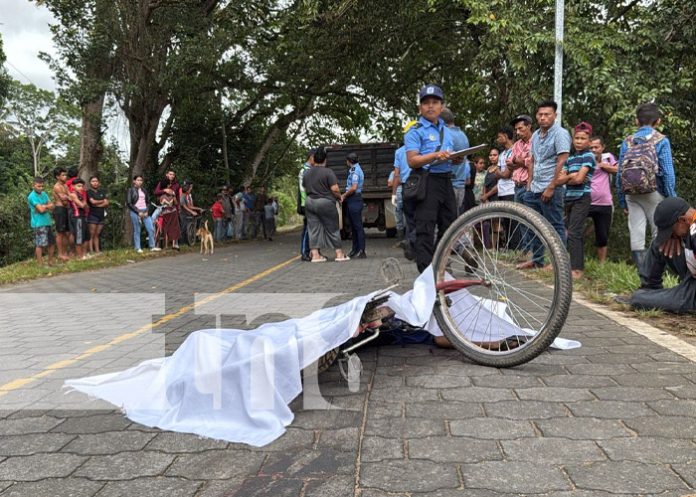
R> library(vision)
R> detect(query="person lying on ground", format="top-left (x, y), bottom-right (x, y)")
top-left (618, 197), bottom-right (696, 314)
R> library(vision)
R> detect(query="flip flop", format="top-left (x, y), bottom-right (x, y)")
top-left (335, 256), bottom-right (350, 262)
top-left (311, 257), bottom-right (327, 263)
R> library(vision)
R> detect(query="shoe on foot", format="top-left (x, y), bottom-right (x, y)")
top-left (150, 247), bottom-right (162, 252)
top-left (136, 249), bottom-right (144, 254)
top-left (348, 250), bottom-right (357, 258)
top-left (613, 294), bottom-right (632, 306)
top-left (356, 251), bottom-right (367, 259)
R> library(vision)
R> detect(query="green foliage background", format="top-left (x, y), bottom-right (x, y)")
top-left (2, 0), bottom-right (696, 265)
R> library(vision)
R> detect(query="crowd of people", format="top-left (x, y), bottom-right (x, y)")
top-left (27, 166), bottom-right (279, 263)
top-left (386, 86), bottom-right (680, 286)
top-left (26, 85), bottom-right (692, 315)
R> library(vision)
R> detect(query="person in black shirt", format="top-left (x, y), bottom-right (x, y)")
top-left (86, 176), bottom-right (109, 255)
top-left (302, 147), bottom-right (349, 262)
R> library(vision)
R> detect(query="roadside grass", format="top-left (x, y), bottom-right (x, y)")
top-left (0, 246), bottom-right (193, 286)
top-left (0, 224), bottom-right (304, 287)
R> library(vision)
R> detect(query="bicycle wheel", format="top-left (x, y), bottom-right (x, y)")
top-left (431, 202), bottom-right (572, 368)
top-left (186, 220), bottom-right (197, 246)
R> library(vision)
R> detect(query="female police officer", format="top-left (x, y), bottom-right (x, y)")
top-left (341, 152), bottom-right (366, 258)
top-left (405, 84), bottom-right (457, 273)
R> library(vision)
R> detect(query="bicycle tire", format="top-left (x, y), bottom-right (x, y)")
top-left (431, 202), bottom-right (572, 368)
top-left (186, 220), bottom-right (197, 246)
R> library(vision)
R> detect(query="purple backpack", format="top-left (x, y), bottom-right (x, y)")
top-left (620, 132), bottom-right (664, 195)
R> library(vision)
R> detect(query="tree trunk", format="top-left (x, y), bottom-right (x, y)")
top-left (220, 100), bottom-right (230, 185)
top-left (78, 94), bottom-right (105, 181)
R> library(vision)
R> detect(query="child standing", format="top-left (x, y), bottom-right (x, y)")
top-left (69, 178), bottom-right (89, 260)
top-left (556, 122), bottom-right (596, 279)
top-left (211, 193), bottom-right (225, 242)
top-left (27, 176), bottom-right (55, 265)
top-left (263, 197), bottom-right (278, 241)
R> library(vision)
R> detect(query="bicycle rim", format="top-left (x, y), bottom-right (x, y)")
top-left (432, 202), bottom-right (572, 368)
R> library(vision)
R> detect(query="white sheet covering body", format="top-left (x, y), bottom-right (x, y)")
top-left (65, 268), bottom-right (579, 446)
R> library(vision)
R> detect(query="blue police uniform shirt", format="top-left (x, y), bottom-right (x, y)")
top-left (394, 145), bottom-right (411, 184)
top-left (346, 163), bottom-right (364, 193)
top-left (404, 116), bottom-right (454, 174)
top-left (449, 125), bottom-right (470, 188)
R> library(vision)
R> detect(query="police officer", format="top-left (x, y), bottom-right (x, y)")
top-left (341, 152), bottom-right (366, 258)
top-left (405, 84), bottom-right (457, 273)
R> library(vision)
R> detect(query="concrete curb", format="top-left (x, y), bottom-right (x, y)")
top-left (572, 293), bottom-right (696, 363)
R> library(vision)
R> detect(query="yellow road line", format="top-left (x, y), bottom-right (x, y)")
top-left (0, 255), bottom-right (300, 396)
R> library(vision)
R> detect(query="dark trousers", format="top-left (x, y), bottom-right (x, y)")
top-left (522, 188), bottom-right (566, 266)
top-left (300, 217), bottom-right (310, 256)
top-left (346, 194), bottom-right (365, 253)
top-left (414, 173), bottom-right (457, 273)
top-left (403, 196), bottom-right (417, 251)
top-left (631, 237), bottom-right (696, 313)
top-left (564, 194), bottom-right (591, 270)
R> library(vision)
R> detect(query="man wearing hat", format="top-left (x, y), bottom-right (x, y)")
top-left (624, 197), bottom-right (696, 313)
top-left (405, 84), bottom-right (457, 273)
top-left (341, 152), bottom-right (366, 258)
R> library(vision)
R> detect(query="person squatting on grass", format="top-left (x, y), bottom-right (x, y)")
top-left (624, 197), bottom-right (696, 314)
top-left (554, 122), bottom-right (596, 280)
top-left (27, 176), bottom-right (55, 266)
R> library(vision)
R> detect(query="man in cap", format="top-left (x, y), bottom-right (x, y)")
top-left (621, 197), bottom-right (696, 313)
top-left (341, 152), bottom-right (366, 258)
top-left (405, 84), bottom-right (458, 273)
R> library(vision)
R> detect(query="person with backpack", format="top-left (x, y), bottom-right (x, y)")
top-left (617, 103), bottom-right (677, 269)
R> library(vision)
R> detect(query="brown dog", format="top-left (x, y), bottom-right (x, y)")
top-left (197, 220), bottom-right (214, 255)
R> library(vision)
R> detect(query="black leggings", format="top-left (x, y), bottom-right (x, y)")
top-left (587, 204), bottom-right (612, 248)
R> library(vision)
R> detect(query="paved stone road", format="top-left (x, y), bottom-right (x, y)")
top-left (0, 232), bottom-right (694, 496)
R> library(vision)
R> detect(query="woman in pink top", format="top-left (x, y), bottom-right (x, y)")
top-left (589, 136), bottom-right (618, 262)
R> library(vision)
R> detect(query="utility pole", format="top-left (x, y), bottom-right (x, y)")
top-left (554, 0), bottom-right (565, 123)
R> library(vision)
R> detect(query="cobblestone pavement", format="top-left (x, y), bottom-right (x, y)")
top-left (0, 231), bottom-right (695, 496)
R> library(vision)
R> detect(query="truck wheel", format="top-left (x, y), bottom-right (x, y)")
top-left (385, 228), bottom-right (397, 238)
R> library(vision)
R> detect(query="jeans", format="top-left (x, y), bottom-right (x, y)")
top-left (129, 209), bottom-right (155, 250)
top-left (346, 194), bottom-right (365, 253)
top-left (300, 217), bottom-right (310, 256)
top-left (225, 217), bottom-right (234, 239)
top-left (214, 219), bottom-right (225, 241)
top-left (522, 188), bottom-right (566, 266)
top-left (395, 186), bottom-right (404, 232)
top-left (251, 211), bottom-right (265, 239)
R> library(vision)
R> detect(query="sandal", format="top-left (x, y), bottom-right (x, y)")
top-left (311, 256), bottom-right (327, 263)
top-left (335, 256), bottom-right (350, 262)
